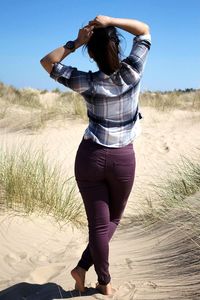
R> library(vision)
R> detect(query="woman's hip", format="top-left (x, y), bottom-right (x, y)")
top-left (74, 138), bottom-right (135, 181)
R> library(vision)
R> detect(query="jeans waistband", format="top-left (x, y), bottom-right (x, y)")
top-left (81, 137), bottom-right (133, 150)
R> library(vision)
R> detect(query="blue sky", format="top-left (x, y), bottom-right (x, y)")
top-left (1, 0), bottom-right (200, 92)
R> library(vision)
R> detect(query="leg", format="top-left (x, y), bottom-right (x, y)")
top-left (95, 145), bottom-right (136, 295)
top-left (72, 139), bottom-right (136, 295)
top-left (72, 139), bottom-right (112, 290)
top-left (77, 221), bottom-right (117, 272)
top-left (77, 145), bottom-right (136, 273)
top-left (107, 145), bottom-right (136, 225)
top-left (76, 179), bottom-right (112, 285)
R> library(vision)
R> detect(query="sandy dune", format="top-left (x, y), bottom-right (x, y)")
top-left (0, 199), bottom-right (200, 299)
top-left (0, 107), bottom-right (200, 299)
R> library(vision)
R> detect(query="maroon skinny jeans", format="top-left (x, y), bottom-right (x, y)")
top-left (74, 137), bottom-right (136, 285)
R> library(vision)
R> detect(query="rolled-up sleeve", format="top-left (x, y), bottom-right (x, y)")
top-left (50, 62), bottom-right (91, 94)
top-left (122, 33), bottom-right (151, 79)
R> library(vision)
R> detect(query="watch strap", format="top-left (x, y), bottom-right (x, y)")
top-left (64, 41), bottom-right (76, 52)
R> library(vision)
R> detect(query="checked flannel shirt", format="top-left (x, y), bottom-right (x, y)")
top-left (50, 33), bottom-right (151, 148)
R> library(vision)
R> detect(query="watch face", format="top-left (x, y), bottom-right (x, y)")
top-left (65, 41), bottom-right (75, 50)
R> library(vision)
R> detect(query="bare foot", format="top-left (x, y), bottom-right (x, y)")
top-left (71, 266), bottom-right (86, 292)
top-left (96, 282), bottom-right (115, 295)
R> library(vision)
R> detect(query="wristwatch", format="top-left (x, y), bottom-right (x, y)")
top-left (64, 40), bottom-right (76, 52)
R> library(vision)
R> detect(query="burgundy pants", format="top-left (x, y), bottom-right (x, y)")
top-left (74, 137), bottom-right (136, 285)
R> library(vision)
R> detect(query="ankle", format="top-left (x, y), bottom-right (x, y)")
top-left (96, 282), bottom-right (113, 295)
top-left (77, 266), bottom-right (86, 273)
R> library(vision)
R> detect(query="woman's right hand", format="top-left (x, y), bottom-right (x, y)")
top-left (76, 24), bottom-right (94, 45)
top-left (88, 15), bottom-right (112, 28)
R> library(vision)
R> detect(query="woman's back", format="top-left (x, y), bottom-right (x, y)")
top-left (50, 33), bottom-right (151, 147)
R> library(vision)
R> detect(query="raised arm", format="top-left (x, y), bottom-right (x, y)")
top-left (89, 15), bottom-right (150, 35)
top-left (40, 24), bottom-right (94, 74)
top-left (89, 16), bottom-right (151, 84)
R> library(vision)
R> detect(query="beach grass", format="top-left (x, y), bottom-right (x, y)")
top-left (0, 81), bottom-right (200, 232)
top-left (0, 144), bottom-right (84, 227)
top-left (0, 83), bottom-right (42, 109)
top-left (0, 82), bottom-right (200, 133)
top-left (140, 89), bottom-right (200, 111)
top-left (137, 154), bottom-right (200, 245)
top-left (0, 82), bottom-right (89, 132)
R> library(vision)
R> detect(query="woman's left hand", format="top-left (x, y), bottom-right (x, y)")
top-left (76, 24), bottom-right (94, 45)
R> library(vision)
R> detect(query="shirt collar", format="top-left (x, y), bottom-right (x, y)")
top-left (95, 67), bottom-right (124, 85)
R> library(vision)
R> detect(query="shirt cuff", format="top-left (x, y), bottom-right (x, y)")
top-left (50, 62), bottom-right (75, 81)
top-left (134, 33), bottom-right (151, 43)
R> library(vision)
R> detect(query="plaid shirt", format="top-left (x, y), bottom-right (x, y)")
top-left (50, 33), bottom-right (151, 147)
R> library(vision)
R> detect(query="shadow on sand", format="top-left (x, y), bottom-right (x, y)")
top-left (0, 282), bottom-right (98, 299)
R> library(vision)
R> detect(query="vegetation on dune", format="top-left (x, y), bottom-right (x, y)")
top-left (0, 81), bottom-right (199, 133)
top-left (0, 82), bottom-right (42, 109)
top-left (145, 155), bottom-right (200, 212)
top-left (0, 82), bottom-right (88, 132)
top-left (0, 145), bottom-right (84, 227)
top-left (0, 141), bottom-right (199, 232)
top-left (0, 81), bottom-right (200, 231)
top-left (140, 89), bottom-right (200, 111)
top-left (134, 154), bottom-right (200, 247)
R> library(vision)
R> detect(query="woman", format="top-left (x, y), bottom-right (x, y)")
top-left (40, 15), bottom-right (151, 295)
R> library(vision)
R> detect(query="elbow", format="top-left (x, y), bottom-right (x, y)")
top-left (40, 57), bottom-right (45, 66)
top-left (40, 57), bottom-right (54, 74)
top-left (143, 24), bottom-right (150, 35)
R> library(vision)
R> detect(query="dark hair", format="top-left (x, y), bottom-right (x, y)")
top-left (83, 26), bottom-right (124, 75)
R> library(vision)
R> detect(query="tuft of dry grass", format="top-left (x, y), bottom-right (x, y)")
top-left (148, 155), bottom-right (200, 207)
top-left (0, 144), bottom-right (84, 227)
top-left (0, 82), bottom-right (42, 109)
top-left (0, 82), bottom-right (200, 132)
top-left (140, 89), bottom-right (200, 111)
top-left (131, 154), bottom-right (200, 247)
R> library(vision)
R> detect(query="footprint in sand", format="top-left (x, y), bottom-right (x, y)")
top-left (156, 141), bottom-right (170, 153)
top-left (26, 264), bottom-right (66, 283)
top-left (143, 280), bottom-right (158, 289)
top-left (49, 249), bottom-right (67, 263)
top-left (29, 249), bottom-right (66, 264)
top-left (125, 258), bottom-right (134, 270)
top-left (4, 252), bottom-right (27, 266)
top-left (29, 254), bottom-right (49, 264)
top-left (116, 281), bottom-right (136, 299)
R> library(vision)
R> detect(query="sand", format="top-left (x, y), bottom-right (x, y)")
top-left (0, 106), bottom-right (200, 299)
